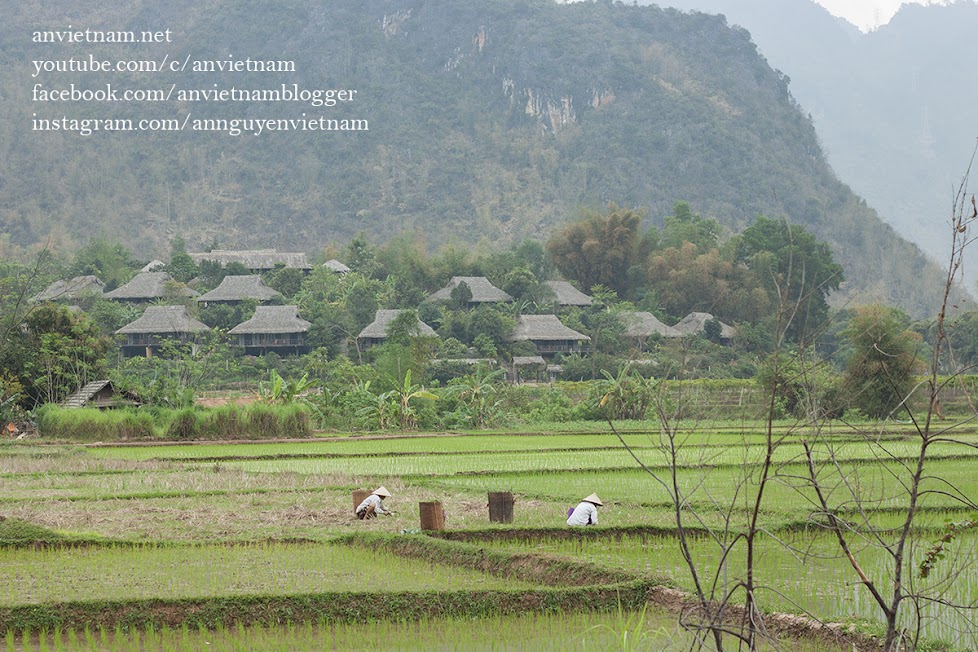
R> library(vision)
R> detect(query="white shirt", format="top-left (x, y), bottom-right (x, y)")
top-left (567, 501), bottom-right (598, 526)
top-left (356, 493), bottom-right (390, 515)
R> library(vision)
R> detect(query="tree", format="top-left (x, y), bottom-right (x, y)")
top-left (546, 203), bottom-right (647, 299)
top-left (841, 304), bottom-right (922, 419)
top-left (660, 201), bottom-right (720, 253)
top-left (265, 264), bottom-right (305, 298)
top-left (466, 306), bottom-right (513, 350)
top-left (449, 281), bottom-right (473, 311)
top-left (733, 216), bottom-right (843, 342)
top-left (346, 233), bottom-right (380, 278)
top-left (646, 244), bottom-right (771, 325)
top-left (502, 266), bottom-right (538, 301)
top-left (343, 275), bottom-right (381, 332)
top-left (165, 235), bottom-right (199, 283)
top-left (68, 238), bottom-right (138, 290)
top-left (10, 304), bottom-right (109, 406)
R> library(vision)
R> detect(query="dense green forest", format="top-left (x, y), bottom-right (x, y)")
top-left (0, 0), bottom-right (957, 317)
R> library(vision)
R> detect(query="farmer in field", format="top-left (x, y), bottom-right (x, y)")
top-left (566, 493), bottom-right (602, 526)
top-left (356, 486), bottom-right (393, 519)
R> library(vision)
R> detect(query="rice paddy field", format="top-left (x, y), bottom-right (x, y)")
top-left (2, 420), bottom-right (977, 650)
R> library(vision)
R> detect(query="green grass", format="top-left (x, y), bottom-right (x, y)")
top-left (479, 531), bottom-right (978, 650)
top-left (0, 542), bottom-right (536, 605)
top-left (4, 611), bottom-right (851, 651)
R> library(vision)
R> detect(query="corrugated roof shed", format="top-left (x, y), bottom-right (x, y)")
top-left (196, 275), bottom-right (282, 303)
top-left (427, 277), bottom-right (513, 303)
top-left (61, 380), bottom-right (141, 409)
top-left (544, 280), bottom-right (592, 306)
top-left (115, 306), bottom-right (210, 334)
top-left (228, 306), bottom-right (312, 334)
top-left (358, 309), bottom-right (437, 339)
top-left (507, 315), bottom-right (590, 342)
top-left (103, 272), bottom-right (197, 301)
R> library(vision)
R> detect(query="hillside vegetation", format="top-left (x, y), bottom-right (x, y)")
top-left (0, 0), bottom-right (953, 316)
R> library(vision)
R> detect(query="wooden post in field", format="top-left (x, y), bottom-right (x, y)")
top-left (352, 490), bottom-right (371, 512)
top-left (419, 501), bottom-right (445, 530)
top-left (488, 492), bottom-right (514, 523)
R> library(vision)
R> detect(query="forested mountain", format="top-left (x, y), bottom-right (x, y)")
top-left (0, 0), bottom-right (954, 316)
top-left (656, 0), bottom-right (978, 285)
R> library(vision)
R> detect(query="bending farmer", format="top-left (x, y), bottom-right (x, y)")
top-left (567, 493), bottom-right (602, 526)
top-left (356, 486), bottom-right (393, 519)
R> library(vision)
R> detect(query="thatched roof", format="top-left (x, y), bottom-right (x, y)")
top-left (358, 309), bottom-right (437, 340)
top-left (228, 306), bottom-right (311, 334)
top-left (619, 311), bottom-right (682, 338)
top-left (508, 315), bottom-right (590, 342)
top-left (188, 249), bottom-right (311, 271)
top-left (673, 312), bottom-right (737, 339)
top-left (103, 272), bottom-right (198, 301)
top-left (427, 277), bottom-right (513, 303)
top-left (196, 275), bottom-right (282, 303)
top-left (141, 260), bottom-right (166, 272)
top-left (544, 281), bottom-right (592, 306)
top-left (324, 259), bottom-right (351, 273)
top-left (32, 276), bottom-right (104, 303)
top-left (116, 306), bottom-right (210, 335)
top-left (512, 355), bottom-right (547, 366)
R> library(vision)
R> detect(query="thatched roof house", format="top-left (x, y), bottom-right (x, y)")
top-left (141, 260), bottom-right (166, 272)
top-left (544, 281), bottom-right (592, 307)
top-left (427, 277), bottom-right (513, 305)
top-left (188, 249), bottom-right (311, 272)
top-left (619, 311), bottom-right (683, 340)
top-left (228, 306), bottom-right (312, 355)
top-left (324, 259), bottom-right (351, 274)
top-left (358, 309), bottom-right (437, 349)
top-left (196, 275), bottom-right (282, 305)
top-left (103, 272), bottom-right (197, 303)
top-left (507, 315), bottom-right (590, 356)
top-left (62, 380), bottom-right (141, 409)
top-left (673, 312), bottom-right (737, 342)
top-left (32, 276), bottom-right (105, 303)
top-left (116, 305), bottom-right (209, 357)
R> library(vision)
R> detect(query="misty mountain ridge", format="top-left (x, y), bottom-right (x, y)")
top-left (655, 0), bottom-right (978, 286)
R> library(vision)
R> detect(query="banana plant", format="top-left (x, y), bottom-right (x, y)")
top-left (388, 369), bottom-right (438, 430)
top-left (259, 369), bottom-right (318, 404)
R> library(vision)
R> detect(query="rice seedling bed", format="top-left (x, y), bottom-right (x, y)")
top-left (80, 428), bottom-right (963, 462)
top-left (427, 457), bottom-right (978, 514)
top-left (5, 611), bottom-right (850, 652)
top-left (0, 542), bottom-right (535, 606)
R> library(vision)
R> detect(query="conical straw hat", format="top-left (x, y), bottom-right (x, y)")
top-left (583, 493), bottom-right (603, 506)
top-left (373, 486), bottom-right (392, 498)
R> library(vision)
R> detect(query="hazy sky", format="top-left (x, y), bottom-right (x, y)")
top-left (814, 0), bottom-right (946, 30)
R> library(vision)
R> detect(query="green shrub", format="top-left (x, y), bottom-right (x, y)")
top-left (34, 405), bottom-right (158, 441)
top-left (199, 404), bottom-right (245, 439)
top-left (167, 408), bottom-right (200, 440)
